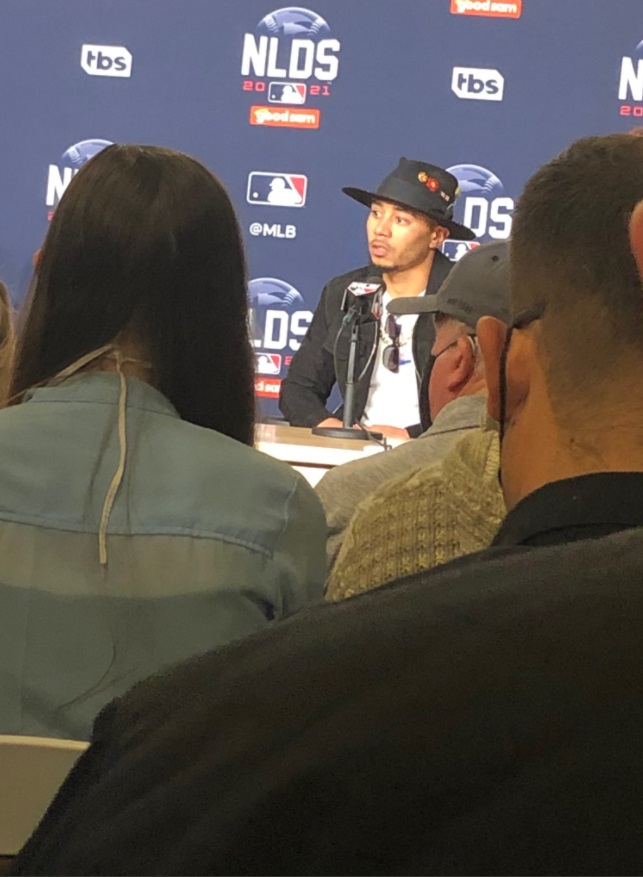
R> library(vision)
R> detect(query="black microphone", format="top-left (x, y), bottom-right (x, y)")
top-left (341, 275), bottom-right (386, 319)
top-left (386, 295), bottom-right (437, 317)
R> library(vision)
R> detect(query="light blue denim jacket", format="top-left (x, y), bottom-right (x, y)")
top-left (0, 373), bottom-right (326, 739)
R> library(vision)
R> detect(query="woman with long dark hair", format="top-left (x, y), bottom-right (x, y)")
top-left (0, 144), bottom-right (326, 739)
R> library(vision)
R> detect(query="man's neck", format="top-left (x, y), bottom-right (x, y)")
top-left (383, 250), bottom-right (436, 298)
top-left (505, 401), bottom-right (643, 512)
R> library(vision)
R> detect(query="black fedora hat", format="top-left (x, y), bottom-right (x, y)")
top-left (342, 157), bottom-right (475, 241)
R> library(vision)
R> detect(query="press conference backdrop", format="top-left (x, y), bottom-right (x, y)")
top-left (1, 0), bottom-right (642, 416)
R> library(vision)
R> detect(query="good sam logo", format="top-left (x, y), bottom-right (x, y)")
top-left (450, 0), bottom-right (522, 18)
top-left (250, 106), bottom-right (320, 128)
top-left (241, 6), bottom-right (341, 128)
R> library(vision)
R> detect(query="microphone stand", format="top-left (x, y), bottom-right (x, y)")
top-left (342, 309), bottom-right (360, 430)
top-left (313, 304), bottom-right (383, 443)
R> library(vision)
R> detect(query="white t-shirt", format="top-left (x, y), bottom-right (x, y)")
top-left (361, 290), bottom-right (422, 429)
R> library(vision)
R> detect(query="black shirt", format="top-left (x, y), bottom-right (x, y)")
top-left (13, 472), bottom-right (643, 876)
top-left (493, 471), bottom-right (643, 546)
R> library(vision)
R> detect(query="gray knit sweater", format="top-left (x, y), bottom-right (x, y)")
top-left (326, 424), bottom-right (504, 601)
top-left (316, 394), bottom-right (487, 571)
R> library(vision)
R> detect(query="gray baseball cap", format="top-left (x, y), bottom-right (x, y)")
top-left (386, 241), bottom-right (511, 327)
top-left (431, 240), bottom-right (511, 327)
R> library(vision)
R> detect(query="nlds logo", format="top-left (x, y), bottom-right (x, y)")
top-left (242, 6), bottom-right (340, 107)
top-left (249, 277), bottom-right (312, 354)
top-left (619, 39), bottom-right (643, 118)
top-left (451, 67), bottom-right (504, 101)
top-left (81, 44), bottom-right (132, 78)
top-left (249, 277), bottom-right (312, 398)
top-left (46, 138), bottom-right (113, 216)
top-left (447, 164), bottom-right (513, 240)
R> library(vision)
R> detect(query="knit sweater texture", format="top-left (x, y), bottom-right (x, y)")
top-left (326, 425), bottom-right (504, 601)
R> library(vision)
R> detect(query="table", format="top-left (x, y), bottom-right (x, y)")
top-left (256, 424), bottom-right (405, 486)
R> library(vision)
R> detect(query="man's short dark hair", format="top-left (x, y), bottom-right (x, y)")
top-left (511, 134), bottom-right (643, 418)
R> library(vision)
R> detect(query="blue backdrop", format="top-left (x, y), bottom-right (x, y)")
top-left (1, 0), bottom-right (642, 414)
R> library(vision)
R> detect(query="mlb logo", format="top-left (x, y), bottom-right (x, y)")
top-left (255, 352), bottom-right (282, 375)
top-left (247, 172), bottom-right (308, 207)
top-left (442, 240), bottom-right (481, 262)
top-left (268, 82), bottom-right (307, 104)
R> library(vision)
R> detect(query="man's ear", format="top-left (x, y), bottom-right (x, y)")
top-left (630, 201), bottom-right (643, 278)
top-left (445, 335), bottom-right (476, 393)
top-left (431, 226), bottom-right (449, 249)
top-left (477, 316), bottom-right (506, 422)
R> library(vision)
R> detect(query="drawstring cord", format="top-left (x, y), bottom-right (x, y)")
top-left (98, 352), bottom-right (128, 566)
top-left (20, 344), bottom-right (152, 566)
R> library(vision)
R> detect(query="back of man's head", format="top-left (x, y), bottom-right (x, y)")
top-left (478, 134), bottom-right (643, 510)
top-left (511, 134), bottom-right (643, 422)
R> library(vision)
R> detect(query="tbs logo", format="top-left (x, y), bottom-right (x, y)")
top-left (81, 44), bottom-right (132, 78)
top-left (619, 39), bottom-right (643, 117)
top-left (241, 7), bottom-right (340, 88)
top-left (451, 67), bottom-right (504, 101)
top-left (447, 164), bottom-right (513, 240)
top-left (46, 138), bottom-right (113, 212)
top-left (248, 277), bottom-right (312, 355)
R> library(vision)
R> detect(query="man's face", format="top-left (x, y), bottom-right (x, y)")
top-left (366, 200), bottom-right (446, 273)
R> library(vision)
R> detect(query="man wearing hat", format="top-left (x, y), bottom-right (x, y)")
top-left (317, 240), bottom-right (511, 570)
top-left (279, 158), bottom-right (475, 438)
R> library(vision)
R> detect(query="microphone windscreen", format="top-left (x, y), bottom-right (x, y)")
top-left (386, 295), bottom-right (438, 317)
top-left (347, 276), bottom-right (386, 297)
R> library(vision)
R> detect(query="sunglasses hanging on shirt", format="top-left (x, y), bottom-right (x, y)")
top-left (381, 314), bottom-right (402, 373)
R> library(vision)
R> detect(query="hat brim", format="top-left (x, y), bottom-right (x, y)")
top-left (342, 186), bottom-right (476, 242)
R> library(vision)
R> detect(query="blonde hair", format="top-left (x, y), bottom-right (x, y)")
top-left (0, 282), bottom-right (16, 405)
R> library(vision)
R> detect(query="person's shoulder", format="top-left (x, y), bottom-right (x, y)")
top-left (338, 462), bottom-right (441, 560)
top-left (146, 418), bottom-right (319, 524)
top-left (316, 445), bottom-right (385, 500)
top-left (368, 459), bottom-right (444, 509)
top-left (170, 420), bottom-right (302, 485)
top-left (317, 434), bottom-right (430, 500)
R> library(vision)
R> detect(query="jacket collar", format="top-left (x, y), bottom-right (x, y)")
top-left (493, 472), bottom-right (643, 547)
top-left (357, 249), bottom-right (452, 297)
top-left (24, 372), bottom-right (179, 418)
top-left (425, 248), bottom-right (453, 296)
